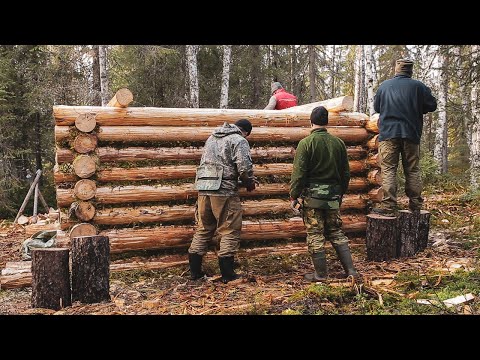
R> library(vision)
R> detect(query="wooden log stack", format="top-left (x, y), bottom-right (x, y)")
top-left (53, 93), bottom-right (381, 255)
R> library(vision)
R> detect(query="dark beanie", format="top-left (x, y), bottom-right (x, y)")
top-left (395, 59), bottom-right (414, 77)
top-left (235, 119), bottom-right (252, 136)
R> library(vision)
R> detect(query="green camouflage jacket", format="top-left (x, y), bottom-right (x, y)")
top-left (289, 128), bottom-right (350, 206)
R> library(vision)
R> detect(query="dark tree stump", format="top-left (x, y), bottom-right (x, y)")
top-left (31, 248), bottom-right (71, 310)
top-left (397, 210), bottom-right (431, 257)
top-left (71, 235), bottom-right (110, 304)
top-left (366, 214), bottom-right (398, 261)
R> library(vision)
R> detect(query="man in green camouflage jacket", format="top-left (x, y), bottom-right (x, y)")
top-left (290, 106), bottom-right (359, 282)
top-left (188, 119), bottom-right (256, 283)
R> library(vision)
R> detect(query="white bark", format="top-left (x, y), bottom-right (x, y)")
top-left (470, 45), bottom-right (480, 189)
top-left (219, 45), bottom-right (232, 109)
top-left (434, 47), bottom-right (448, 174)
top-left (353, 45), bottom-right (365, 112)
top-left (364, 45), bottom-right (375, 116)
top-left (186, 45), bottom-right (200, 108)
top-left (98, 45), bottom-right (109, 107)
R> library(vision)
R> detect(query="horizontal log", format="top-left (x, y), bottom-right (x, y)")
top-left (54, 160), bottom-right (368, 183)
top-left (279, 96), bottom-right (353, 113)
top-left (368, 169), bottom-right (382, 185)
top-left (368, 187), bottom-right (383, 202)
top-left (367, 153), bottom-right (379, 168)
top-left (53, 106), bottom-right (366, 127)
top-left (366, 134), bottom-right (379, 150)
top-left (56, 179), bottom-right (371, 207)
top-left (366, 113), bottom-right (379, 133)
top-left (56, 146), bottom-right (368, 164)
top-left (55, 126), bottom-right (370, 145)
top-left (60, 196), bottom-right (368, 228)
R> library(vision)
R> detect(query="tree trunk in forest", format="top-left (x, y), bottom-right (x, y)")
top-left (434, 46), bottom-right (448, 174)
top-left (331, 45), bottom-right (336, 98)
top-left (353, 45), bottom-right (365, 113)
top-left (364, 45), bottom-right (375, 116)
top-left (31, 248), bottom-right (71, 310)
top-left (470, 45), bottom-right (480, 190)
top-left (396, 210), bottom-right (431, 257)
top-left (366, 214), bottom-right (397, 261)
top-left (34, 112), bottom-right (42, 177)
top-left (71, 235), bottom-right (110, 304)
top-left (186, 45), bottom-right (199, 108)
top-left (308, 45), bottom-right (316, 102)
top-left (290, 45), bottom-right (297, 98)
top-left (220, 45), bottom-right (232, 109)
top-left (98, 45), bottom-right (109, 106)
top-left (92, 45), bottom-right (101, 106)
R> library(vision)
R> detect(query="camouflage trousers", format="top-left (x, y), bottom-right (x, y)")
top-left (302, 207), bottom-right (349, 255)
top-left (188, 195), bottom-right (242, 257)
top-left (378, 139), bottom-right (423, 211)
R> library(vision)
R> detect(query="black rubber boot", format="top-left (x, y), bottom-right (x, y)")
top-left (304, 251), bottom-right (327, 282)
top-left (332, 243), bottom-right (359, 278)
top-left (188, 253), bottom-right (205, 280)
top-left (218, 256), bottom-right (239, 283)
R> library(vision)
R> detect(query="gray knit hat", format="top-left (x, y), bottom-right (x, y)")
top-left (395, 59), bottom-right (414, 76)
top-left (271, 82), bottom-right (283, 94)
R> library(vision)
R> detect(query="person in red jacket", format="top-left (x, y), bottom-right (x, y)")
top-left (264, 82), bottom-right (298, 110)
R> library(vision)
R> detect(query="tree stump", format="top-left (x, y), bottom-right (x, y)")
top-left (74, 179), bottom-right (97, 200)
top-left (397, 210), bottom-right (431, 257)
top-left (73, 133), bottom-right (98, 153)
top-left (75, 113), bottom-right (97, 132)
top-left (366, 213), bottom-right (398, 261)
top-left (31, 248), bottom-right (71, 310)
top-left (71, 235), bottom-right (110, 304)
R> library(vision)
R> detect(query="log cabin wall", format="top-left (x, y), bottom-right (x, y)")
top-left (53, 95), bottom-right (380, 254)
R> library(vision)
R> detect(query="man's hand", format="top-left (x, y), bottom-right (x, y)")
top-left (290, 198), bottom-right (302, 215)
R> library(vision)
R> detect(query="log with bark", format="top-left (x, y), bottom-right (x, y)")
top-left (53, 106), bottom-right (366, 127)
top-left (279, 96), bottom-right (354, 112)
top-left (60, 216), bottom-right (367, 253)
top-left (367, 187), bottom-right (383, 202)
top-left (367, 153), bottom-right (379, 168)
top-left (55, 146), bottom-right (369, 164)
top-left (396, 210), bottom-right (431, 257)
top-left (56, 179), bottom-right (372, 207)
top-left (31, 248), bottom-right (71, 310)
top-left (366, 113), bottom-right (379, 133)
top-left (107, 88), bottom-right (134, 108)
top-left (55, 160), bottom-right (368, 183)
top-left (75, 113), bottom-right (97, 132)
top-left (366, 213), bottom-right (397, 261)
top-left (55, 125), bottom-right (370, 145)
top-left (71, 235), bottom-right (110, 303)
top-left (60, 196), bottom-right (368, 228)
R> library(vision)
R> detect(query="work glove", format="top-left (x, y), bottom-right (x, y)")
top-left (290, 198), bottom-right (302, 215)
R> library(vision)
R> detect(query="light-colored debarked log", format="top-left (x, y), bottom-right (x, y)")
top-left (367, 153), bottom-right (379, 168)
top-left (56, 179), bottom-right (371, 207)
top-left (279, 96), bottom-right (354, 113)
top-left (107, 88), bottom-right (134, 108)
top-left (69, 223), bottom-right (97, 238)
top-left (73, 133), bottom-right (98, 153)
top-left (60, 196), bottom-right (369, 228)
top-left (367, 169), bottom-right (382, 185)
top-left (366, 113), bottom-right (379, 133)
top-left (55, 125), bottom-right (370, 145)
top-left (25, 222), bottom-right (61, 237)
top-left (368, 187), bottom-right (383, 202)
top-left (56, 146), bottom-right (368, 164)
top-left (75, 113), bottom-right (97, 132)
top-left (53, 106), bottom-right (366, 127)
top-left (54, 160), bottom-right (368, 183)
top-left (72, 155), bottom-right (97, 178)
top-left (366, 134), bottom-right (379, 150)
top-left (72, 201), bottom-right (96, 221)
top-left (94, 216), bottom-right (365, 253)
top-left (73, 179), bottom-right (97, 200)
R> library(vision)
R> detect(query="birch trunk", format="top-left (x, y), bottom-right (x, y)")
top-left (186, 45), bottom-right (199, 108)
top-left (98, 45), bottom-right (109, 106)
top-left (364, 45), bottom-right (375, 116)
top-left (91, 45), bottom-right (101, 106)
top-left (434, 47), bottom-right (448, 174)
top-left (353, 45), bottom-right (364, 112)
top-left (470, 45), bottom-right (480, 189)
top-left (219, 45), bottom-right (232, 109)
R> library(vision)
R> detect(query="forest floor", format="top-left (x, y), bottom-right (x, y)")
top-left (1, 189), bottom-right (479, 315)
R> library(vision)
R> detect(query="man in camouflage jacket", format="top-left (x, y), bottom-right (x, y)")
top-left (188, 119), bottom-right (256, 283)
top-left (290, 106), bottom-right (359, 282)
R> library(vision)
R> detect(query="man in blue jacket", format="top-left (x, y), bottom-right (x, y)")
top-left (372, 59), bottom-right (437, 216)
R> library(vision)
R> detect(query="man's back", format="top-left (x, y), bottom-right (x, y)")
top-left (374, 75), bottom-right (437, 144)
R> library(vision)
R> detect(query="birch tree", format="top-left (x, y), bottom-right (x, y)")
top-left (470, 45), bottom-right (480, 189)
top-left (186, 45), bottom-right (199, 108)
top-left (98, 45), bottom-right (109, 106)
top-left (220, 45), bottom-right (232, 109)
top-left (353, 45), bottom-right (365, 112)
top-left (91, 45), bottom-right (101, 106)
top-left (434, 46), bottom-right (448, 174)
top-left (364, 45), bottom-right (375, 115)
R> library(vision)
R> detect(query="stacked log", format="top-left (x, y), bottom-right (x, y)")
top-left (53, 94), bottom-right (380, 255)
